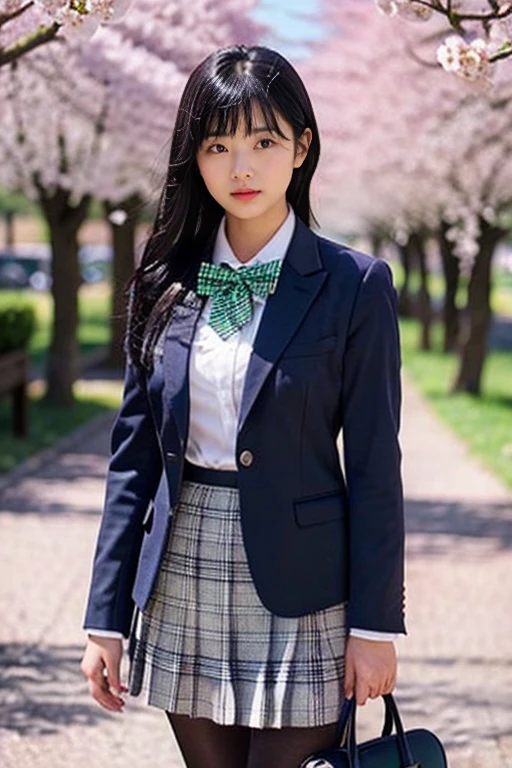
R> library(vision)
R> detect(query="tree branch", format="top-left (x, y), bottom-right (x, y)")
top-left (454, 8), bottom-right (512, 23)
top-left (411, 0), bottom-right (512, 24)
top-left (404, 1), bottom-right (512, 66)
top-left (0, 22), bottom-right (61, 67)
top-left (0, 1), bottom-right (34, 30)
top-left (404, 40), bottom-right (444, 68)
top-left (489, 45), bottom-right (512, 62)
top-left (409, 1), bottom-right (440, 10)
top-left (409, 1), bottom-right (448, 11)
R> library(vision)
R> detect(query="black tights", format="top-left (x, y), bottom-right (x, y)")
top-left (166, 712), bottom-right (338, 768)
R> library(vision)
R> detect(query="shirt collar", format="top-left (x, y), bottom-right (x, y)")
top-left (212, 206), bottom-right (295, 270)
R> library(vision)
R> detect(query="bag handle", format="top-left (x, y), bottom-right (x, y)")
top-left (335, 694), bottom-right (421, 768)
top-left (333, 694), bottom-right (393, 746)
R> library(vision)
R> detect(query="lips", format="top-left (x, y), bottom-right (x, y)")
top-left (231, 189), bottom-right (261, 201)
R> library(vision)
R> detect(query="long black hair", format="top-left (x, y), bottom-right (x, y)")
top-left (128, 44), bottom-right (321, 370)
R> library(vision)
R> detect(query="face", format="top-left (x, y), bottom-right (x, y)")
top-left (196, 102), bottom-right (312, 223)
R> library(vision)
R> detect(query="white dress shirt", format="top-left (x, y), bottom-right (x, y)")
top-left (87, 207), bottom-right (399, 642)
top-left (185, 207), bottom-right (296, 470)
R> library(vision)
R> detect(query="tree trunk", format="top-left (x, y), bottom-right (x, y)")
top-left (104, 195), bottom-right (142, 369)
top-left (438, 221), bottom-right (460, 353)
top-left (396, 241), bottom-right (413, 317)
top-left (411, 232), bottom-right (432, 351)
top-left (452, 220), bottom-right (506, 396)
top-left (5, 210), bottom-right (15, 248)
top-left (37, 186), bottom-right (90, 406)
top-left (370, 231), bottom-right (383, 259)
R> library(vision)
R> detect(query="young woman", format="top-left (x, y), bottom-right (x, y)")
top-left (81, 44), bottom-right (406, 768)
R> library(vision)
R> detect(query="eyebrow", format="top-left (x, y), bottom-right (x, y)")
top-left (204, 126), bottom-right (276, 139)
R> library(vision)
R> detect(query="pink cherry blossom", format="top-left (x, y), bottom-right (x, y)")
top-left (373, 0), bottom-right (512, 73)
top-left (437, 35), bottom-right (491, 82)
top-left (0, 0), bottom-right (262, 403)
top-left (0, 0), bottom-right (262, 203)
top-left (303, 0), bottom-right (512, 268)
top-left (375, 0), bottom-right (433, 22)
top-left (304, 0), bottom-right (511, 394)
top-left (0, 1), bottom-right (130, 64)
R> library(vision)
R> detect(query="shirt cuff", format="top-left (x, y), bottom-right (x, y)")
top-left (85, 628), bottom-right (124, 639)
top-left (349, 628), bottom-right (400, 642)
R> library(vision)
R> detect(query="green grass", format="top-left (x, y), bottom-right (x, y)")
top-left (391, 265), bottom-right (512, 318)
top-left (2, 280), bottom-right (511, 488)
top-left (0, 283), bottom-right (111, 370)
top-left (0, 282), bottom-right (116, 474)
top-left (0, 380), bottom-right (122, 475)
top-left (400, 318), bottom-right (512, 490)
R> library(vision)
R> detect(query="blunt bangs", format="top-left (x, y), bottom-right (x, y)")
top-left (194, 81), bottom-right (290, 148)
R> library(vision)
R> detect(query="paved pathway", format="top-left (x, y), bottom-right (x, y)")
top-left (0, 374), bottom-right (511, 767)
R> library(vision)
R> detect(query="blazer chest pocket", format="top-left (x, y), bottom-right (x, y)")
top-left (294, 491), bottom-right (346, 527)
top-left (281, 335), bottom-right (337, 359)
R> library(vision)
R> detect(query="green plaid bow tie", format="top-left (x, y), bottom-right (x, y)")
top-left (197, 259), bottom-right (282, 340)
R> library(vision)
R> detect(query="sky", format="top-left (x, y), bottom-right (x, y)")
top-left (252, 0), bottom-right (327, 59)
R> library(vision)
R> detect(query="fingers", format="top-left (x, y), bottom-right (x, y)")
top-left (344, 638), bottom-right (370, 705)
top-left (355, 678), bottom-right (371, 706)
top-left (344, 655), bottom-right (372, 705)
top-left (81, 638), bottom-right (126, 712)
top-left (105, 653), bottom-right (123, 695)
top-left (356, 679), bottom-right (392, 706)
top-left (382, 670), bottom-right (397, 696)
top-left (343, 636), bottom-right (397, 706)
top-left (88, 666), bottom-right (126, 712)
top-left (344, 655), bottom-right (356, 700)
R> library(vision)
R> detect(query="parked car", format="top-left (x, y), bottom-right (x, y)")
top-left (0, 244), bottom-right (51, 290)
top-left (78, 243), bottom-right (112, 284)
top-left (0, 242), bottom-right (112, 290)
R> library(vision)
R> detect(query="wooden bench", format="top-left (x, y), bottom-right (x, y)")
top-left (0, 349), bottom-right (29, 437)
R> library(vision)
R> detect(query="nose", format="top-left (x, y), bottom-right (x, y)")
top-left (231, 151), bottom-right (253, 181)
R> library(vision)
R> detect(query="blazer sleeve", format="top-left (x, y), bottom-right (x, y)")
top-left (341, 258), bottom-right (406, 634)
top-left (83, 361), bottom-right (163, 637)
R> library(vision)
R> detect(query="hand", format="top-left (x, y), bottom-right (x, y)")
top-left (81, 635), bottom-right (127, 712)
top-left (344, 635), bottom-right (397, 706)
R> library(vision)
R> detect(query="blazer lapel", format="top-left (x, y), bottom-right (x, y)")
top-left (162, 290), bottom-right (205, 443)
top-left (238, 219), bottom-right (326, 434)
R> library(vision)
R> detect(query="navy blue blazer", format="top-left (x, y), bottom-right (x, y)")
top-left (84, 217), bottom-right (406, 638)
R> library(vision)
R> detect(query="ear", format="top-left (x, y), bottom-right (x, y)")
top-left (293, 128), bottom-right (313, 169)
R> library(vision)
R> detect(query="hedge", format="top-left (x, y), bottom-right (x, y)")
top-left (0, 304), bottom-right (36, 355)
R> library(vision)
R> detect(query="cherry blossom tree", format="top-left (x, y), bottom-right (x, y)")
top-left (0, 1), bottom-right (130, 66)
top-left (0, 0), bottom-right (262, 404)
top-left (374, 1), bottom-right (512, 80)
top-left (303, 0), bottom-right (512, 394)
top-left (80, 0), bottom-right (263, 368)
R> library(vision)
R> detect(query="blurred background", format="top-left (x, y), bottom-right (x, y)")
top-left (0, 1), bottom-right (511, 767)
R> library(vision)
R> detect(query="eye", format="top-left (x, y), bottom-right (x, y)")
top-left (208, 143), bottom-right (227, 154)
top-left (257, 138), bottom-right (275, 149)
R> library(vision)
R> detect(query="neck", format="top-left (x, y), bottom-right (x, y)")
top-left (224, 199), bottom-right (289, 264)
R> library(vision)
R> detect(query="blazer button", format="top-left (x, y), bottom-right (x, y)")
top-left (239, 449), bottom-right (254, 468)
top-left (166, 451), bottom-right (178, 462)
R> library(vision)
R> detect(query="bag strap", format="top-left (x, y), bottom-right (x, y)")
top-left (334, 696), bottom-right (355, 746)
top-left (334, 695), bottom-right (392, 745)
top-left (335, 694), bottom-right (420, 768)
top-left (382, 694), bottom-right (394, 736)
top-left (382, 694), bottom-right (419, 768)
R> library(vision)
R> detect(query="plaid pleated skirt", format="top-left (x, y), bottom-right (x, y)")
top-left (129, 465), bottom-right (347, 729)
